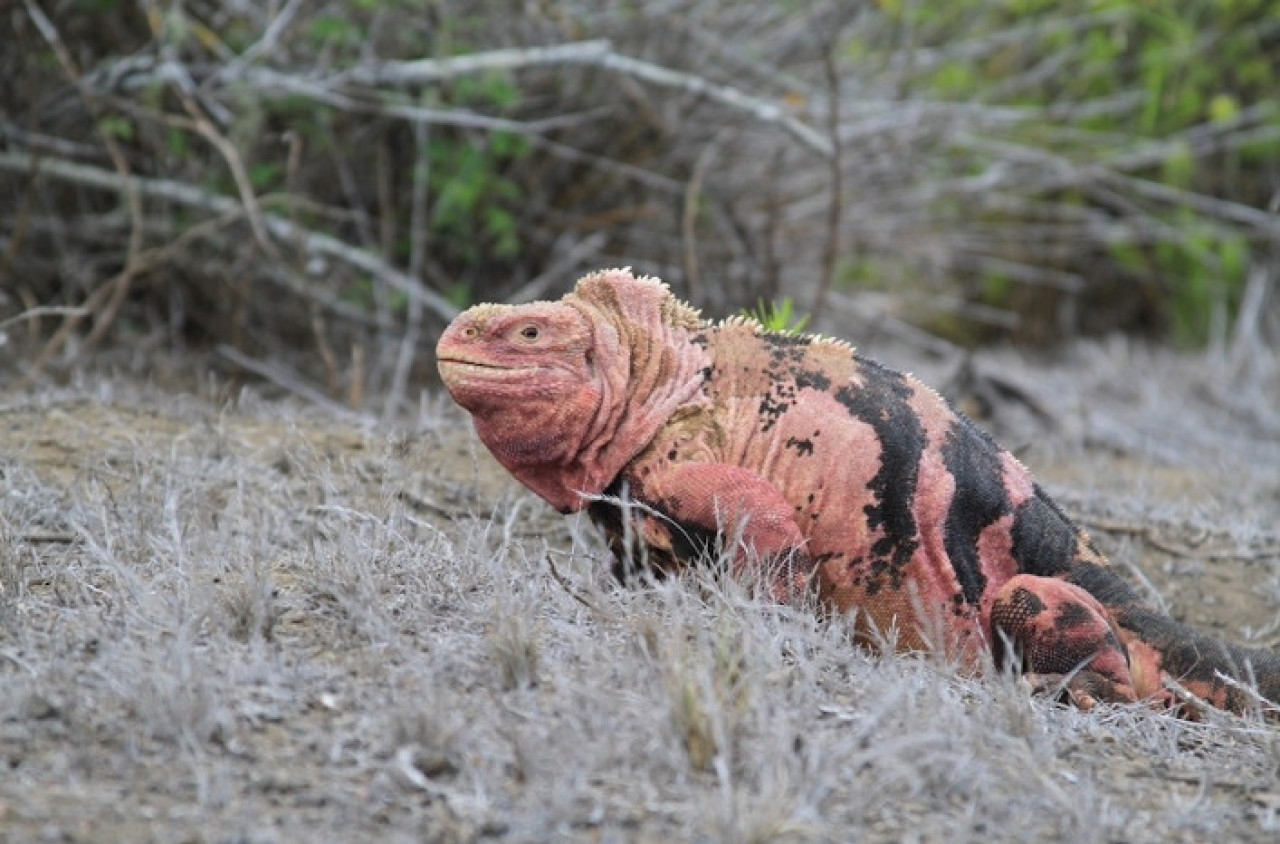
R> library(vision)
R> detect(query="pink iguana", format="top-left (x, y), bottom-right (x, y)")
top-left (436, 268), bottom-right (1280, 716)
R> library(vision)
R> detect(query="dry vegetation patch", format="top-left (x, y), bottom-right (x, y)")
top-left (2, 366), bottom-right (1279, 841)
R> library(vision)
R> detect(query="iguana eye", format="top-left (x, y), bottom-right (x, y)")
top-left (519, 324), bottom-right (540, 341)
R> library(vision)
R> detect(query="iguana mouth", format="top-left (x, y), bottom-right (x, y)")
top-left (438, 356), bottom-right (526, 371)
top-left (438, 357), bottom-right (548, 380)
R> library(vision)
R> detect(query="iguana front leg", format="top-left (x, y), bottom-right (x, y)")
top-left (621, 462), bottom-right (814, 601)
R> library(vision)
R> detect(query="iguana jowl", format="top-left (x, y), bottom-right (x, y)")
top-left (436, 268), bottom-right (1280, 715)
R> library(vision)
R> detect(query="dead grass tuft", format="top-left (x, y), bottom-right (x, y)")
top-left (2, 353), bottom-right (1280, 838)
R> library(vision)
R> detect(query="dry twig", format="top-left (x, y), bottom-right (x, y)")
top-left (811, 28), bottom-right (845, 316)
top-left (0, 152), bottom-right (460, 323)
top-left (544, 552), bottom-right (621, 624)
top-left (383, 118), bottom-right (433, 422)
top-left (22, 0), bottom-right (146, 376)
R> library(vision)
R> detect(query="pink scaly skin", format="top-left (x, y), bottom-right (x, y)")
top-left (438, 268), bottom-right (1280, 717)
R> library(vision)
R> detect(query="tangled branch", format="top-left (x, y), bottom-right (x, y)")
top-left (0, 151), bottom-right (460, 322)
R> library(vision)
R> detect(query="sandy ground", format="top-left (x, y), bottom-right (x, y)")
top-left (2, 339), bottom-right (1279, 842)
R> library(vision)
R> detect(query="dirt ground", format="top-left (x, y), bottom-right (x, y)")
top-left (2, 339), bottom-right (1279, 842)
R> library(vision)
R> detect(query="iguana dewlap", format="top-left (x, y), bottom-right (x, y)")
top-left (437, 268), bottom-right (1280, 716)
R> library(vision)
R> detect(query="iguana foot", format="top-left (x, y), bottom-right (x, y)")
top-left (1019, 671), bottom-right (1134, 711)
top-left (991, 574), bottom-right (1139, 707)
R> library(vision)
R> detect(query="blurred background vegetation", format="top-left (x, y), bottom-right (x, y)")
top-left (2, 0), bottom-right (1278, 408)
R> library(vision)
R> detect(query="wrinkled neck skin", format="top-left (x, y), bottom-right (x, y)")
top-left (467, 375), bottom-right (605, 512)
top-left (472, 298), bottom-right (709, 514)
top-left (555, 292), bottom-right (709, 510)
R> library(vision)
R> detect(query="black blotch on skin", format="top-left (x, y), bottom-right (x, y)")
top-left (794, 370), bottom-right (832, 392)
top-left (756, 335), bottom-right (823, 433)
top-left (809, 551), bottom-right (841, 567)
top-left (833, 359), bottom-right (926, 594)
top-left (1041, 637), bottom-right (1111, 677)
top-left (1009, 487), bottom-right (1080, 577)
top-left (939, 419), bottom-right (1011, 607)
top-left (785, 436), bottom-right (815, 456)
top-left (758, 389), bottom-right (795, 432)
top-left (1064, 561), bottom-right (1141, 606)
top-left (665, 517), bottom-right (722, 565)
top-left (588, 484), bottom-right (642, 582)
top-left (1053, 600), bottom-right (1093, 632)
top-left (586, 480), bottom-right (729, 583)
top-left (588, 480), bottom-right (637, 581)
top-left (1014, 585), bottom-right (1045, 615)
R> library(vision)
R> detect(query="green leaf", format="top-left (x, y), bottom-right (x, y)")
top-left (164, 126), bottom-right (188, 158)
top-left (745, 299), bottom-right (810, 334)
top-left (1219, 235), bottom-right (1248, 284)
top-left (248, 162), bottom-right (281, 190)
top-left (307, 14), bottom-right (361, 48)
top-left (445, 282), bottom-right (472, 309)
top-left (931, 61), bottom-right (977, 97)
top-left (339, 278), bottom-right (375, 310)
top-left (386, 287), bottom-right (410, 313)
top-left (97, 115), bottom-right (134, 141)
top-left (981, 273), bottom-right (1012, 305)
top-left (481, 74), bottom-right (519, 109)
top-left (490, 131), bottom-right (529, 159)
top-left (1207, 93), bottom-right (1239, 123)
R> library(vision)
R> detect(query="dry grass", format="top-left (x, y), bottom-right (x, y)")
top-left (2, 345), bottom-right (1280, 841)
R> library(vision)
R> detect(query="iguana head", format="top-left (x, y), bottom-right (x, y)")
top-left (437, 268), bottom-right (708, 512)
top-left (437, 297), bottom-right (600, 471)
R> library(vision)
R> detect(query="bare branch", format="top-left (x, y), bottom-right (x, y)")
top-left (812, 31), bottom-right (844, 316)
top-left (166, 71), bottom-right (280, 258)
top-left (352, 39), bottom-right (615, 84)
top-left (96, 41), bottom-right (832, 158)
top-left (0, 119), bottom-right (108, 161)
top-left (0, 151), bottom-right (460, 323)
top-left (383, 118), bottom-right (432, 423)
top-left (593, 51), bottom-right (831, 158)
top-left (213, 0), bottom-right (309, 82)
top-left (357, 38), bottom-right (830, 157)
top-left (0, 306), bottom-right (92, 331)
top-left (23, 0), bottom-right (146, 369)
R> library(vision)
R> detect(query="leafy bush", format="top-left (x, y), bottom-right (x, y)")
top-left (863, 0), bottom-right (1280, 344)
top-left (2, 0), bottom-right (1277, 401)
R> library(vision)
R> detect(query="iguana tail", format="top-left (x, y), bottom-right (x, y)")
top-left (1068, 563), bottom-right (1280, 715)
